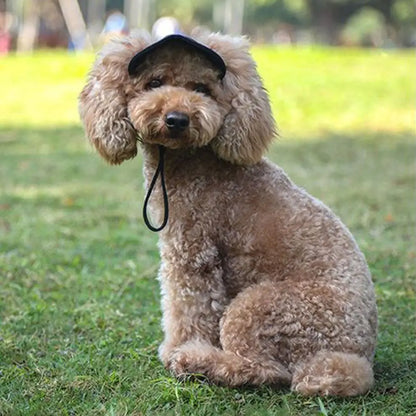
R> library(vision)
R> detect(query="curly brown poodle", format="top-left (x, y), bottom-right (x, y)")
top-left (79, 32), bottom-right (377, 396)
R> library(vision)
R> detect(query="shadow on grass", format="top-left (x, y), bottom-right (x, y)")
top-left (374, 357), bottom-right (416, 390)
top-left (1, 124), bottom-right (414, 184)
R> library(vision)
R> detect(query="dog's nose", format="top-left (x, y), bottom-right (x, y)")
top-left (165, 111), bottom-right (190, 132)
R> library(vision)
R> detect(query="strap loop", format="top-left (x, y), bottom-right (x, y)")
top-left (143, 145), bottom-right (169, 232)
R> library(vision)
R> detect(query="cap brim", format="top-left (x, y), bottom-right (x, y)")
top-left (128, 34), bottom-right (226, 79)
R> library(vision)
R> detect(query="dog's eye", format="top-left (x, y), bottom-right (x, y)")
top-left (146, 79), bottom-right (163, 89)
top-left (194, 83), bottom-right (211, 96)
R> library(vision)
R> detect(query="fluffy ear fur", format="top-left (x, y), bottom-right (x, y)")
top-left (79, 34), bottom-right (150, 164)
top-left (206, 35), bottom-right (276, 165)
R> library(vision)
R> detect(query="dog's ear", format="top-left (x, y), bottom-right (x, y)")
top-left (206, 35), bottom-right (276, 165)
top-left (79, 34), bottom-right (150, 164)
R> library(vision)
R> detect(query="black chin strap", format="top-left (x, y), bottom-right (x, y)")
top-left (143, 145), bottom-right (169, 232)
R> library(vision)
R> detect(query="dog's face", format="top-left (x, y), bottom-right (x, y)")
top-left (79, 33), bottom-right (275, 165)
top-left (127, 45), bottom-right (229, 150)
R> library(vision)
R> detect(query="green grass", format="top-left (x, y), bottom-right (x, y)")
top-left (0, 47), bottom-right (415, 415)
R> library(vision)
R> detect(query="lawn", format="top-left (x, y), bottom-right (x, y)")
top-left (0, 46), bottom-right (415, 415)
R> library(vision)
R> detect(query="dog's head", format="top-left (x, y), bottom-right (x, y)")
top-left (79, 33), bottom-right (275, 165)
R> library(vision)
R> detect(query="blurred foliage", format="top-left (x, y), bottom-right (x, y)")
top-left (93, 0), bottom-right (415, 45)
top-left (6, 0), bottom-right (414, 47)
top-left (240, 0), bottom-right (415, 45)
top-left (246, 0), bottom-right (310, 27)
top-left (341, 7), bottom-right (387, 47)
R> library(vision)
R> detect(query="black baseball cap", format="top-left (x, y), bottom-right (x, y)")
top-left (128, 34), bottom-right (226, 79)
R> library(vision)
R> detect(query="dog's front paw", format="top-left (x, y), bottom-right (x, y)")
top-left (166, 340), bottom-right (218, 379)
top-left (168, 348), bottom-right (193, 377)
top-left (159, 341), bottom-right (200, 375)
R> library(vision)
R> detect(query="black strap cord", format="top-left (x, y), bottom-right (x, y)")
top-left (143, 145), bottom-right (169, 232)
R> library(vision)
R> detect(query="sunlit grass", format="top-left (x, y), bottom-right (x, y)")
top-left (0, 47), bottom-right (415, 415)
top-left (1, 47), bottom-right (414, 135)
top-left (0, 51), bottom-right (93, 127)
top-left (254, 47), bottom-right (415, 138)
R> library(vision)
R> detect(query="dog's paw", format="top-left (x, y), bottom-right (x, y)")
top-left (159, 341), bottom-right (201, 375)
top-left (168, 349), bottom-right (193, 377)
top-left (166, 340), bottom-right (217, 379)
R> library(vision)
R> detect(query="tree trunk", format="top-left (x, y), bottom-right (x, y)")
top-left (224, 0), bottom-right (245, 35)
top-left (17, 0), bottom-right (39, 52)
top-left (124, 0), bottom-right (150, 31)
top-left (58, 0), bottom-right (92, 50)
top-left (87, 0), bottom-right (105, 42)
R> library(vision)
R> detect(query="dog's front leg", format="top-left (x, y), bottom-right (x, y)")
top-left (157, 258), bottom-right (227, 370)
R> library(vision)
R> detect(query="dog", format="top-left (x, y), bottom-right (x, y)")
top-left (79, 32), bottom-right (377, 396)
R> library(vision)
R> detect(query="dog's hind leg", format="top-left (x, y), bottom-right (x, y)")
top-left (168, 280), bottom-right (295, 387)
top-left (169, 279), bottom-right (375, 395)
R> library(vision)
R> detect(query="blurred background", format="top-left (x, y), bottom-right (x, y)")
top-left (1, 0), bottom-right (415, 54)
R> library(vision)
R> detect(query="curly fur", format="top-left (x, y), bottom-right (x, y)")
top-left (79, 32), bottom-right (377, 396)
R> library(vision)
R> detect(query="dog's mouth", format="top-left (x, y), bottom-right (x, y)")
top-left (142, 130), bottom-right (192, 149)
top-left (139, 121), bottom-right (206, 149)
top-left (166, 129), bottom-right (187, 140)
